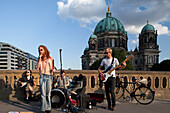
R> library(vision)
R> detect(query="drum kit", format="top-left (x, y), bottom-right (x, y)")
top-left (51, 88), bottom-right (66, 108)
top-left (51, 49), bottom-right (89, 112)
top-left (51, 79), bottom-right (88, 112)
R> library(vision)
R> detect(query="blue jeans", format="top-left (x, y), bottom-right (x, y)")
top-left (39, 74), bottom-right (53, 111)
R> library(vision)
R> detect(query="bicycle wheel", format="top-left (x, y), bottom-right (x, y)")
top-left (134, 86), bottom-right (154, 105)
top-left (115, 86), bottom-right (124, 100)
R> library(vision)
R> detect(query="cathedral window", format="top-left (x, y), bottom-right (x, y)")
top-left (102, 39), bottom-right (105, 47)
top-left (100, 26), bottom-right (102, 31)
top-left (92, 44), bottom-right (95, 50)
top-left (111, 39), bottom-right (115, 47)
top-left (112, 24), bottom-right (115, 30)
top-left (135, 60), bottom-right (138, 64)
top-left (99, 40), bottom-right (101, 48)
top-left (149, 37), bottom-right (152, 43)
top-left (107, 39), bottom-right (110, 47)
top-left (144, 36), bottom-right (147, 43)
top-left (140, 59), bottom-right (143, 64)
top-left (149, 56), bottom-right (153, 64)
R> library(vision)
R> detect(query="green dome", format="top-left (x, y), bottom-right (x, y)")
top-left (141, 23), bottom-right (155, 33)
top-left (94, 13), bottom-right (125, 34)
top-left (90, 34), bottom-right (97, 39)
top-left (84, 47), bottom-right (89, 51)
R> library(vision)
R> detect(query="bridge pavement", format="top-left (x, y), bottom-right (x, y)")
top-left (0, 99), bottom-right (169, 113)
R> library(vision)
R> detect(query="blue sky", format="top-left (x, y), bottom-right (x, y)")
top-left (0, 0), bottom-right (170, 70)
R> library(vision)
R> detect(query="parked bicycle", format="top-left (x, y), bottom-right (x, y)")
top-left (115, 74), bottom-right (155, 105)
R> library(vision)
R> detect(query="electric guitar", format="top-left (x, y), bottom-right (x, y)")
top-left (20, 82), bottom-right (27, 87)
top-left (100, 55), bottom-right (134, 82)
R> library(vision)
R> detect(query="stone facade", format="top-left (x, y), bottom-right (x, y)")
top-left (0, 70), bottom-right (170, 100)
top-left (132, 21), bottom-right (160, 71)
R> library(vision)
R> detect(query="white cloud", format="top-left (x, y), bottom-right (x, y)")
top-left (57, 0), bottom-right (170, 35)
top-left (125, 25), bottom-right (143, 34)
top-left (130, 39), bottom-right (139, 45)
top-left (154, 24), bottom-right (169, 35)
top-left (125, 23), bottom-right (170, 35)
top-left (57, 0), bottom-right (107, 25)
top-left (111, 0), bottom-right (170, 35)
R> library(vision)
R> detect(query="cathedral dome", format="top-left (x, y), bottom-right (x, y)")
top-left (94, 6), bottom-right (125, 34)
top-left (84, 47), bottom-right (89, 51)
top-left (90, 34), bottom-right (97, 39)
top-left (141, 20), bottom-right (155, 33)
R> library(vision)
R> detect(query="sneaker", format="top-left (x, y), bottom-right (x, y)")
top-left (112, 107), bottom-right (116, 111)
top-left (62, 109), bottom-right (67, 112)
top-left (105, 106), bottom-right (111, 110)
top-left (26, 99), bottom-right (29, 104)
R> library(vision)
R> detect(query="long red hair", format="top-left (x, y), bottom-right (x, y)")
top-left (38, 45), bottom-right (50, 61)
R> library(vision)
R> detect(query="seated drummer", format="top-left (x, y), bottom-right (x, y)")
top-left (54, 70), bottom-right (70, 105)
top-left (54, 70), bottom-right (70, 89)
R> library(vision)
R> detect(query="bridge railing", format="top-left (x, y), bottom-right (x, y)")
top-left (0, 70), bottom-right (170, 100)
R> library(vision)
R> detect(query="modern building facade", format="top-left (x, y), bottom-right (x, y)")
top-left (81, 7), bottom-right (160, 71)
top-left (0, 42), bottom-right (37, 70)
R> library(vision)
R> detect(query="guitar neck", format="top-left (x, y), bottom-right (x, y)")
top-left (107, 55), bottom-right (134, 75)
top-left (108, 59), bottom-right (127, 74)
top-left (108, 65), bottom-right (120, 75)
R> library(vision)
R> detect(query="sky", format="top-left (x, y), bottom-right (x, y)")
top-left (0, 0), bottom-right (170, 70)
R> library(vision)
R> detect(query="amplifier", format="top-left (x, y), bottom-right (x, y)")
top-left (79, 94), bottom-right (90, 108)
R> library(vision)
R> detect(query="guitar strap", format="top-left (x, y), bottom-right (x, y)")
top-left (103, 56), bottom-right (114, 73)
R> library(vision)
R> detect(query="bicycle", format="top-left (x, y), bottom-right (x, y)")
top-left (115, 74), bottom-right (155, 105)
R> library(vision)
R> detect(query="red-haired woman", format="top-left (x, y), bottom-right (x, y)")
top-left (37, 45), bottom-right (54, 113)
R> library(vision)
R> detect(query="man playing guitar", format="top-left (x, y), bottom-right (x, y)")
top-left (98, 48), bottom-right (126, 111)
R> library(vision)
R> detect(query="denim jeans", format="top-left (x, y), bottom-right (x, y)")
top-left (39, 74), bottom-right (53, 111)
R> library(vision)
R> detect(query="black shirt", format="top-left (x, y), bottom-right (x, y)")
top-left (19, 75), bottom-right (35, 86)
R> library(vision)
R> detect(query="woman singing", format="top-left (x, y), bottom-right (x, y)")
top-left (37, 45), bottom-right (54, 113)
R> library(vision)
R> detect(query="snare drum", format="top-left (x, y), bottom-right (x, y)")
top-left (51, 89), bottom-right (66, 108)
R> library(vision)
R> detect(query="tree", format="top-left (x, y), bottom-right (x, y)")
top-left (89, 58), bottom-right (103, 70)
top-left (112, 49), bottom-right (133, 70)
top-left (151, 59), bottom-right (170, 71)
top-left (89, 49), bottom-right (133, 70)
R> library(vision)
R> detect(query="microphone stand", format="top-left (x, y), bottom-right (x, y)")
top-left (59, 49), bottom-right (63, 80)
top-left (60, 49), bottom-right (67, 109)
top-left (59, 49), bottom-right (76, 112)
top-left (60, 49), bottom-right (65, 89)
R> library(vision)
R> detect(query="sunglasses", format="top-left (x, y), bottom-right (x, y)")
top-left (27, 72), bottom-right (30, 73)
top-left (39, 49), bottom-right (43, 52)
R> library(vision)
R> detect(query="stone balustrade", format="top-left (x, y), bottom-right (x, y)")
top-left (0, 70), bottom-right (170, 100)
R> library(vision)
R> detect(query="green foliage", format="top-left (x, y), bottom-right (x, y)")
top-left (112, 49), bottom-right (126, 62)
top-left (89, 49), bottom-right (133, 70)
top-left (124, 60), bottom-right (133, 70)
top-left (89, 58), bottom-right (103, 70)
top-left (112, 49), bottom-right (133, 70)
top-left (151, 59), bottom-right (170, 71)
